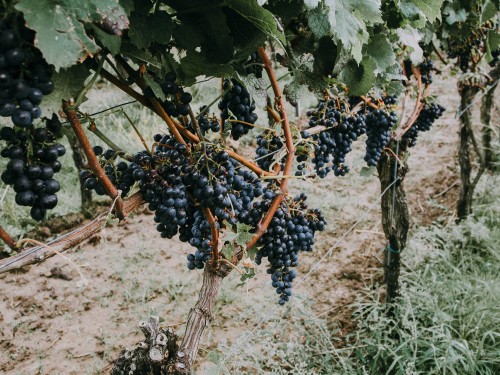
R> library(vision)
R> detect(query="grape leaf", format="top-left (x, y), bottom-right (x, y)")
top-left (143, 75), bottom-right (166, 101)
top-left (360, 166), bottom-right (376, 177)
top-left (397, 26), bottom-right (424, 64)
top-left (481, 0), bottom-right (499, 23)
top-left (42, 64), bottom-right (92, 116)
top-left (339, 57), bottom-right (376, 96)
top-left (304, 0), bottom-right (321, 8)
top-left (485, 30), bottom-right (500, 63)
top-left (128, 9), bottom-right (174, 49)
top-left (88, 25), bottom-right (122, 56)
top-left (413, 0), bottom-right (445, 22)
top-left (15, 0), bottom-right (127, 71)
top-left (227, 0), bottom-right (286, 44)
top-left (308, 6), bottom-right (330, 38)
top-left (238, 267), bottom-right (256, 285)
top-left (363, 33), bottom-right (395, 75)
top-left (326, 0), bottom-right (382, 62)
top-left (443, 4), bottom-right (467, 24)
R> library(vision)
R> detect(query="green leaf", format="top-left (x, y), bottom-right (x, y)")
top-left (400, 0), bottom-right (445, 22)
top-left (120, 41), bottom-right (160, 67)
top-left (481, 0), bottom-right (500, 23)
top-left (42, 64), bottom-right (92, 115)
top-left (220, 221), bottom-right (253, 260)
top-left (397, 26), bottom-right (424, 64)
top-left (443, 4), bottom-right (467, 24)
top-left (304, 0), bottom-right (321, 8)
top-left (238, 267), bottom-right (256, 284)
top-left (88, 25), bottom-right (122, 55)
top-left (119, 0), bottom-right (135, 15)
top-left (143, 75), bottom-right (166, 101)
top-left (129, 10), bottom-right (174, 49)
top-left (221, 221), bottom-right (253, 247)
top-left (308, 6), bottom-right (330, 38)
top-left (221, 243), bottom-right (236, 260)
top-left (15, 0), bottom-right (127, 71)
top-left (385, 81), bottom-right (405, 96)
top-left (326, 0), bottom-right (382, 61)
top-left (363, 33), bottom-right (395, 75)
top-left (485, 30), bottom-right (500, 63)
top-left (339, 57), bottom-right (376, 96)
top-left (227, 0), bottom-right (286, 44)
top-left (360, 166), bottom-right (376, 177)
top-left (180, 51), bottom-right (235, 81)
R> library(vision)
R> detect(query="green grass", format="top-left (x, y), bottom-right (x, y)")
top-left (214, 174), bottom-right (500, 375)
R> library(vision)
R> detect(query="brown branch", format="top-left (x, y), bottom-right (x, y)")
top-left (398, 67), bottom-right (428, 138)
top-left (266, 105), bottom-right (281, 124)
top-left (244, 48), bottom-right (296, 250)
top-left (99, 68), bottom-right (155, 112)
top-left (245, 194), bottom-right (283, 249)
top-left (149, 97), bottom-right (188, 146)
top-left (360, 95), bottom-right (380, 110)
top-left (202, 207), bottom-right (219, 267)
top-left (0, 226), bottom-right (17, 250)
top-left (225, 150), bottom-right (275, 177)
top-left (0, 192), bottom-right (144, 274)
top-left (259, 47), bottom-right (294, 192)
top-left (63, 101), bottom-right (126, 220)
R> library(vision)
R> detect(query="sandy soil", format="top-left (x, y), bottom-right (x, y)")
top-left (0, 74), bottom-right (468, 374)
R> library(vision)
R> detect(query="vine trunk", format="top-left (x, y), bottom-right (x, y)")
top-left (377, 140), bottom-right (410, 305)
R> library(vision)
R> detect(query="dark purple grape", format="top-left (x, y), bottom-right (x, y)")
top-left (30, 206), bottom-right (46, 221)
top-left (11, 109), bottom-right (32, 127)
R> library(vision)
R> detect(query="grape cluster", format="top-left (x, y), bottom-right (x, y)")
top-left (403, 103), bottom-right (445, 147)
top-left (243, 51), bottom-right (263, 78)
top-left (447, 40), bottom-right (475, 72)
top-left (197, 107), bottom-right (220, 135)
top-left (0, 17), bottom-right (54, 127)
top-left (383, 95), bottom-right (398, 106)
top-left (80, 147), bottom-right (137, 198)
top-left (0, 116), bottom-right (65, 221)
top-left (246, 189), bottom-right (326, 305)
top-left (364, 110), bottom-right (398, 166)
top-left (255, 132), bottom-right (284, 171)
top-left (302, 100), bottom-right (367, 177)
top-left (78, 130), bottom-right (325, 303)
top-left (143, 71), bottom-right (193, 118)
top-left (404, 59), bottom-right (434, 84)
top-left (219, 79), bottom-right (258, 140)
top-left (419, 59), bottom-right (435, 84)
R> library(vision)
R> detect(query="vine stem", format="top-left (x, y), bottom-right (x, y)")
top-left (0, 192), bottom-right (144, 274)
top-left (149, 97), bottom-right (188, 146)
top-left (360, 95), bottom-right (380, 110)
top-left (225, 149), bottom-right (276, 177)
top-left (266, 105), bottom-right (281, 124)
top-left (245, 47), bottom-right (295, 250)
top-left (0, 226), bottom-right (16, 250)
top-left (202, 207), bottom-right (219, 267)
top-left (398, 67), bottom-right (428, 138)
top-left (63, 100), bottom-right (126, 220)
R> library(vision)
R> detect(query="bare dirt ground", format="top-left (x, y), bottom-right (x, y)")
top-left (0, 75), bottom-right (468, 374)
